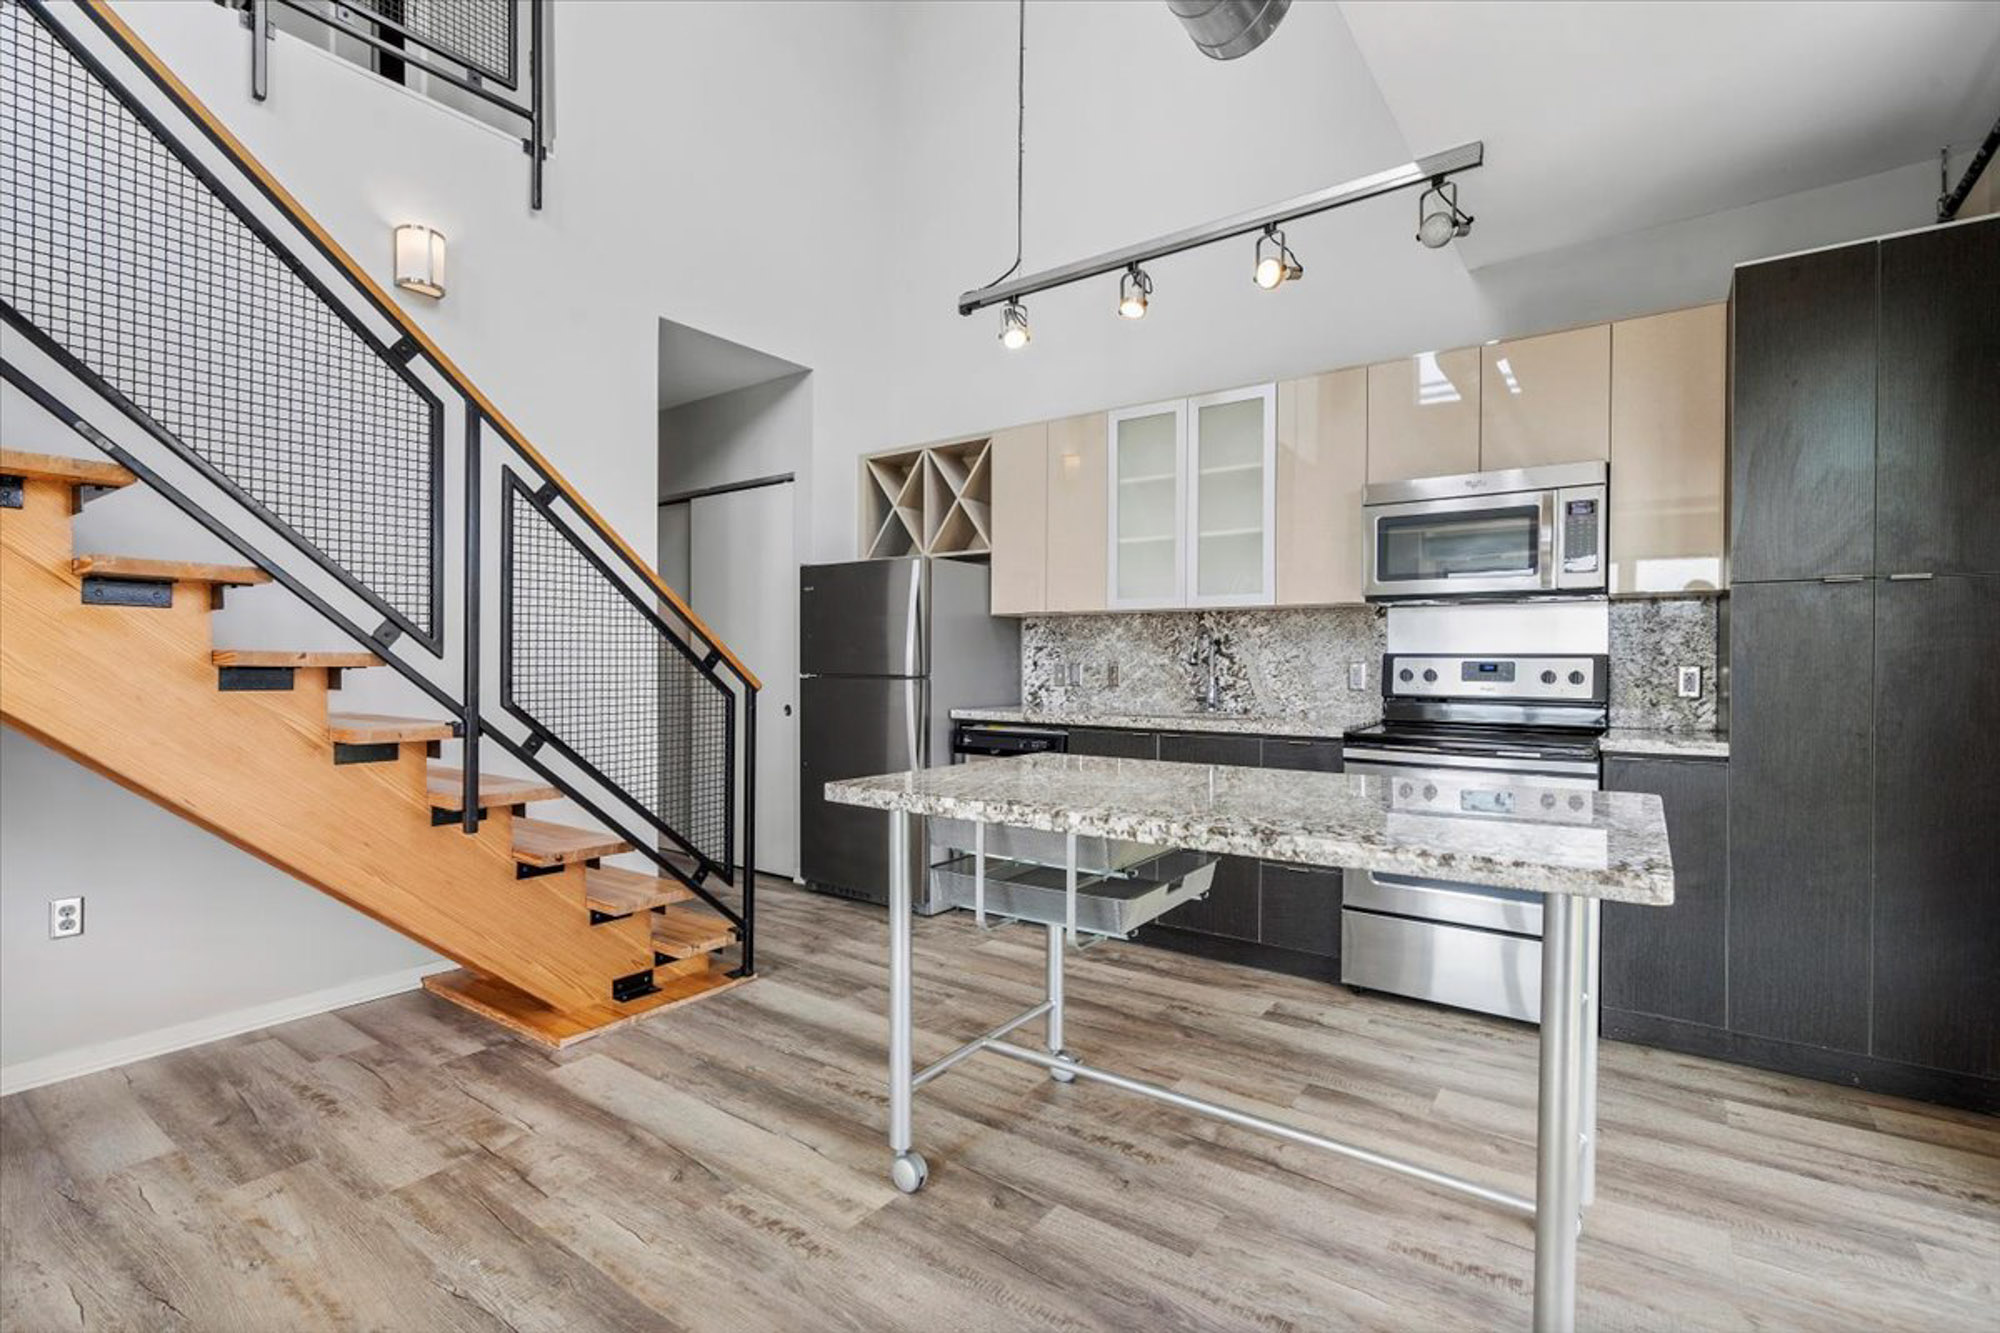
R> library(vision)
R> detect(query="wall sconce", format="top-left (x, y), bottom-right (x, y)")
top-left (393, 224), bottom-right (446, 299)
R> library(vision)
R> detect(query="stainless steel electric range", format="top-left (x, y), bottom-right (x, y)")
top-left (1339, 652), bottom-right (1608, 1023)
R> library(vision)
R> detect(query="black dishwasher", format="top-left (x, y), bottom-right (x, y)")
top-left (950, 721), bottom-right (1068, 763)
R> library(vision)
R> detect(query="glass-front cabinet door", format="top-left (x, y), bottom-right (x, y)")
top-left (1107, 400), bottom-right (1186, 608)
top-left (1187, 383), bottom-right (1276, 606)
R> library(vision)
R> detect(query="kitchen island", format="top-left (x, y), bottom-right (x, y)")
top-left (826, 753), bottom-right (1673, 1333)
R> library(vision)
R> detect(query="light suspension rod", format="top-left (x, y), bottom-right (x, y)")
top-left (957, 139), bottom-right (1483, 316)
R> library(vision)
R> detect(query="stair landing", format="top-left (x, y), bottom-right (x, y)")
top-left (423, 966), bottom-right (747, 1048)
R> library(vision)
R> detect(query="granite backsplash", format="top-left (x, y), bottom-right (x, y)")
top-left (1017, 597), bottom-right (1721, 737)
top-left (1607, 597), bottom-right (1719, 732)
top-left (1021, 606), bottom-right (1387, 731)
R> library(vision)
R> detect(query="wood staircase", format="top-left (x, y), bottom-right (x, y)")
top-left (0, 450), bottom-right (747, 1047)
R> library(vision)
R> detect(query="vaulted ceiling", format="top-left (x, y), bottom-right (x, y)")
top-left (1337, 0), bottom-right (2000, 268)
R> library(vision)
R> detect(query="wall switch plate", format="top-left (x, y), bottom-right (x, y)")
top-left (1064, 661), bottom-right (1082, 688)
top-left (1348, 661), bottom-right (1367, 690)
top-left (49, 896), bottom-right (83, 939)
top-left (1677, 666), bottom-right (1702, 698)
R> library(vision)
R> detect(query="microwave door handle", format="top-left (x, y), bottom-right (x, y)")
top-left (1542, 490), bottom-right (1560, 589)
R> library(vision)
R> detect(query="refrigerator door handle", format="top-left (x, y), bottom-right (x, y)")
top-left (904, 563), bottom-right (922, 678)
top-left (904, 676), bottom-right (921, 771)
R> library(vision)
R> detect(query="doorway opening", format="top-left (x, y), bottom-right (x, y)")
top-left (657, 318), bottom-right (810, 881)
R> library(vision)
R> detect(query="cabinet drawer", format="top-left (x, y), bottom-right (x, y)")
top-left (1067, 727), bottom-right (1157, 760)
top-left (1259, 861), bottom-right (1340, 957)
top-left (1159, 731), bottom-right (1262, 768)
top-left (1259, 737), bottom-right (1342, 772)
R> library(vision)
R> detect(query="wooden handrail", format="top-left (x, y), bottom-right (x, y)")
top-left (81, 0), bottom-right (761, 691)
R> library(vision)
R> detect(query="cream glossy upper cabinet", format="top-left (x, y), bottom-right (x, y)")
top-left (1609, 304), bottom-right (1726, 594)
top-left (1045, 412), bottom-right (1109, 613)
top-left (1479, 324), bottom-right (1611, 470)
top-left (1106, 399), bottom-right (1187, 609)
top-left (1187, 384), bottom-right (1276, 606)
top-left (987, 421), bottom-right (1048, 615)
top-left (1366, 348), bottom-right (1480, 483)
top-left (1276, 369), bottom-right (1367, 605)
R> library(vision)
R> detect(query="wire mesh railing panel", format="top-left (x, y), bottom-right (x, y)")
top-left (504, 479), bottom-right (733, 870)
top-left (347, 0), bottom-right (518, 89)
top-left (0, 1), bottom-right (441, 641)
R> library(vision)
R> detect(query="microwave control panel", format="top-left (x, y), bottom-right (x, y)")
top-left (1561, 497), bottom-right (1601, 573)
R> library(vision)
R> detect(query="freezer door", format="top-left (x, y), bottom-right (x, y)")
top-left (799, 558), bottom-right (925, 678)
top-left (799, 673), bottom-right (927, 903)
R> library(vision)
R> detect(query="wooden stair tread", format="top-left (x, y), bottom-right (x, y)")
top-left (585, 865), bottom-right (695, 916)
top-left (423, 966), bottom-right (748, 1049)
top-left (325, 712), bottom-right (455, 744)
top-left (1, 449), bottom-right (137, 489)
top-left (511, 818), bottom-right (632, 867)
top-left (425, 763), bottom-right (560, 809)
top-left (212, 649), bottom-right (382, 669)
top-left (651, 905), bottom-right (735, 958)
top-left (72, 553), bottom-right (270, 586)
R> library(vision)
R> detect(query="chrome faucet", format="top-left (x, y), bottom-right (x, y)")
top-left (1196, 635), bottom-right (1223, 711)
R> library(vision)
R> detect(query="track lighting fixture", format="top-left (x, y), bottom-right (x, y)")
top-left (1416, 177), bottom-right (1474, 249)
top-left (998, 300), bottom-right (1032, 349)
top-left (1117, 265), bottom-right (1153, 320)
top-left (1252, 225), bottom-right (1303, 290)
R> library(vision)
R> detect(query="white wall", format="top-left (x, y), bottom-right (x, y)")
top-left (659, 371), bottom-right (813, 497)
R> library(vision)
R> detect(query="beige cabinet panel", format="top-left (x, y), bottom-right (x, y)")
top-left (1480, 324), bottom-right (1611, 470)
top-left (1277, 368), bottom-right (1368, 605)
top-left (987, 422), bottom-right (1048, 615)
top-left (1609, 304), bottom-right (1726, 594)
top-left (1045, 412), bottom-right (1109, 613)
top-left (1366, 348), bottom-right (1480, 483)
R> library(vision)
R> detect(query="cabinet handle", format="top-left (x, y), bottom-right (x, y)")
top-left (1821, 575), bottom-right (1866, 583)
top-left (1887, 572), bottom-right (1934, 581)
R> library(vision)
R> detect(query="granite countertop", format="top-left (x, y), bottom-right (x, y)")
top-left (1600, 728), bottom-right (1730, 759)
top-left (952, 705), bottom-right (1355, 741)
top-left (827, 754), bottom-right (1673, 905)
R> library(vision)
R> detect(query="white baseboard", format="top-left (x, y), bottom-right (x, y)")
top-left (0, 961), bottom-right (456, 1097)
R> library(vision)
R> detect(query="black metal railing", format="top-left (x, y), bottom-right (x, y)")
top-left (0, 0), bottom-right (756, 982)
top-left (237, 0), bottom-right (549, 209)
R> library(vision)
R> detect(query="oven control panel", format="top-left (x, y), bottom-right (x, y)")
top-left (1384, 654), bottom-right (1606, 702)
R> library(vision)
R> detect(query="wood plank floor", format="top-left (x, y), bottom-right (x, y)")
top-left (4, 882), bottom-right (1996, 1331)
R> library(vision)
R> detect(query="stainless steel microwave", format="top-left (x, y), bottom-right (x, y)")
top-left (1361, 461), bottom-right (1607, 601)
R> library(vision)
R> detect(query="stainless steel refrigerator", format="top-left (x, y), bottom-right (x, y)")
top-left (799, 557), bottom-right (1019, 912)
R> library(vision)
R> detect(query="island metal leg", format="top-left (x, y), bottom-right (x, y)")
top-left (1581, 898), bottom-right (1600, 1206)
top-left (1046, 923), bottom-right (1076, 1081)
top-left (1534, 894), bottom-right (1590, 1333)
top-left (887, 809), bottom-right (927, 1193)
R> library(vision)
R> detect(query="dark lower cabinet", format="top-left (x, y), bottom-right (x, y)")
top-left (1158, 731), bottom-right (1263, 767)
top-left (1259, 737), bottom-right (1343, 772)
top-left (1726, 580), bottom-right (1874, 1053)
top-left (1871, 574), bottom-right (2000, 1077)
top-left (1602, 756), bottom-right (1726, 1028)
top-left (1258, 861), bottom-right (1340, 959)
top-left (1068, 727), bottom-right (1157, 759)
top-left (1159, 853), bottom-right (1260, 941)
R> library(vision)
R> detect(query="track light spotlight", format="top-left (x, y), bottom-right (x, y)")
top-left (998, 300), bottom-right (1032, 349)
top-left (1117, 265), bottom-right (1153, 320)
top-left (1416, 178), bottom-right (1474, 249)
top-left (1252, 225), bottom-right (1303, 290)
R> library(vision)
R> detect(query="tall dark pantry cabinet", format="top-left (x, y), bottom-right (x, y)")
top-left (1726, 215), bottom-right (1999, 1107)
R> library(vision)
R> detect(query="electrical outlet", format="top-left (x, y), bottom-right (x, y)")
top-left (1106, 660), bottom-right (1120, 687)
top-left (1677, 665), bottom-right (1702, 699)
top-left (1064, 660), bottom-right (1082, 688)
top-left (1348, 661), bottom-right (1368, 690)
top-left (49, 896), bottom-right (84, 940)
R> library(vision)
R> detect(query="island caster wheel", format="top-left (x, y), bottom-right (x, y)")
top-left (1049, 1050), bottom-right (1078, 1084)
top-left (890, 1151), bottom-right (929, 1194)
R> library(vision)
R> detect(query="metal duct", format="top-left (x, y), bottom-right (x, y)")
top-left (1168, 0), bottom-right (1292, 61)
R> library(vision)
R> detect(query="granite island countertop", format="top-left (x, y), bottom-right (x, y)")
top-left (952, 705), bottom-right (1360, 741)
top-left (827, 754), bottom-right (1673, 905)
